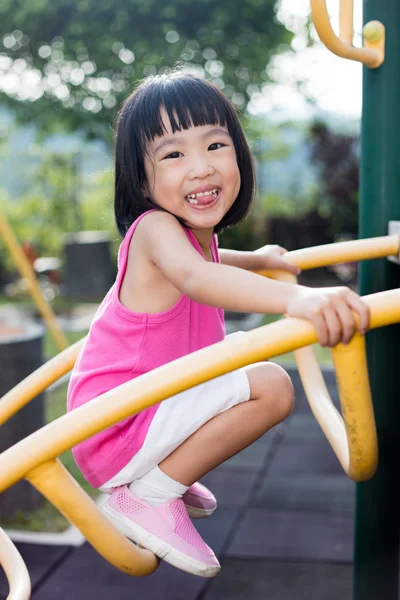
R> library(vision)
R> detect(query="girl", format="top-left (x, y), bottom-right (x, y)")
top-left (67, 71), bottom-right (369, 578)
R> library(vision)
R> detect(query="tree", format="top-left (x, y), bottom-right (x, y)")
top-left (308, 120), bottom-right (359, 238)
top-left (0, 0), bottom-right (293, 141)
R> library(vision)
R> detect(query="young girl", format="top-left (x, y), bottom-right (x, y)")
top-left (67, 71), bottom-right (369, 578)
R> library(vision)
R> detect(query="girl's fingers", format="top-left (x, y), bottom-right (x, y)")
top-left (269, 256), bottom-right (301, 275)
top-left (311, 311), bottom-right (330, 347)
top-left (333, 300), bottom-right (357, 345)
top-left (347, 293), bottom-right (370, 333)
top-left (321, 306), bottom-right (343, 347)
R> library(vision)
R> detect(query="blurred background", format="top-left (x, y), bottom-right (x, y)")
top-left (0, 0), bottom-right (362, 296)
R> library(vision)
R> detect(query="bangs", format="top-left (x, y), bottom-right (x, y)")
top-left (137, 77), bottom-right (231, 144)
top-left (114, 72), bottom-right (255, 237)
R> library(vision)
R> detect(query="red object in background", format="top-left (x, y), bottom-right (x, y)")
top-left (21, 241), bottom-right (38, 267)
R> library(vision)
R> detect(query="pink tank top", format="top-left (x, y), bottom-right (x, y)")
top-left (67, 210), bottom-right (225, 487)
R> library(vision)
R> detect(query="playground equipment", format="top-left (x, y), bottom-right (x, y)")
top-left (311, 1), bottom-right (400, 598)
top-left (310, 0), bottom-right (385, 67)
top-left (1, 0), bottom-right (399, 598)
top-left (0, 208), bottom-right (68, 352)
top-left (1, 234), bottom-right (400, 599)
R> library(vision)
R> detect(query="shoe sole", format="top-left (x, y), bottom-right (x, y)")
top-left (102, 503), bottom-right (220, 578)
top-left (185, 505), bottom-right (216, 519)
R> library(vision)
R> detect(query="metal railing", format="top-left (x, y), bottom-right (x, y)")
top-left (0, 234), bottom-right (399, 597)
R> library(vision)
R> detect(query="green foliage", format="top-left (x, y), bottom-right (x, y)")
top-left (80, 169), bottom-right (115, 232)
top-left (35, 152), bottom-right (83, 230)
top-left (219, 213), bottom-right (264, 252)
top-left (241, 114), bottom-right (292, 161)
top-left (0, 154), bottom-right (116, 277)
top-left (0, 190), bottom-right (62, 273)
top-left (308, 120), bottom-right (359, 237)
top-left (258, 188), bottom-right (316, 220)
top-left (0, 0), bottom-right (293, 141)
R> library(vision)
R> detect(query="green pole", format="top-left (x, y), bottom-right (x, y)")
top-left (354, 1), bottom-right (400, 598)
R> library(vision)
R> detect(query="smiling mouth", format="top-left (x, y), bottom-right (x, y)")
top-left (185, 188), bottom-right (219, 205)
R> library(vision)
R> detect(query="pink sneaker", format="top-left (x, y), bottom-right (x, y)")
top-left (183, 482), bottom-right (217, 519)
top-left (102, 485), bottom-right (220, 578)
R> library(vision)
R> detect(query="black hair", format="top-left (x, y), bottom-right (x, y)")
top-left (114, 69), bottom-right (255, 237)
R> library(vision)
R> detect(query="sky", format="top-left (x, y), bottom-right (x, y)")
top-left (249, 0), bottom-right (363, 121)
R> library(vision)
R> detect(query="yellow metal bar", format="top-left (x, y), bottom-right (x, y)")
top-left (26, 459), bottom-right (159, 576)
top-left (1, 235), bottom-right (396, 427)
top-left (294, 337), bottom-right (378, 481)
top-left (0, 527), bottom-right (31, 600)
top-left (257, 234), bottom-right (399, 277)
top-left (0, 337), bottom-right (85, 427)
top-left (339, 0), bottom-right (353, 43)
top-left (273, 268), bottom-right (378, 481)
top-left (0, 208), bottom-right (68, 352)
top-left (310, 0), bottom-right (385, 68)
top-left (332, 335), bottom-right (377, 480)
top-left (294, 345), bottom-right (349, 463)
top-left (0, 289), bottom-right (399, 494)
top-left (0, 236), bottom-right (396, 592)
top-left (0, 235), bottom-right (397, 486)
top-left (272, 263), bottom-right (379, 481)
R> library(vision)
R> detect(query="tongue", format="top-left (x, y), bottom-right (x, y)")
top-left (196, 193), bottom-right (214, 205)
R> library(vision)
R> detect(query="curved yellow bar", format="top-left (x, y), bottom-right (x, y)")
top-left (0, 289), bottom-right (399, 591)
top-left (0, 527), bottom-right (31, 600)
top-left (339, 0), bottom-right (353, 44)
top-left (0, 235), bottom-right (398, 591)
top-left (262, 234), bottom-right (399, 481)
top-left (0, 337), bottom-right (85, 427)
top-left (331, 335), bottom-right (377, 480)
top-left (273, 270), bottom-right (377, 481)
top-left (310, 0), bottom-right (385, 68)
top-left (1, 235), bottom-right (397, 425)
top-left (258, 234), bottom-right (399, 277)
top-left (294, 337), bottom-right (377, 481)
top-left (1, 235), bottom-right (397, 426)
top-left (0, 208), bottom-right (69, 352)
top-left (0, 289), bottom-right (399, 495)
top-left (273, 263), bottom-right (378, 481)
top-left (27, 460), bottom-right (159, 577)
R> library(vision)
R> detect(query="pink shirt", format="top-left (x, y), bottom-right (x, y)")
top-left (67, 210), bottom-right (225, 487)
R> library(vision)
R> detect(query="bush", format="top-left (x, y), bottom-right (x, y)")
top-left (0, 159), bottom-right (118, 279)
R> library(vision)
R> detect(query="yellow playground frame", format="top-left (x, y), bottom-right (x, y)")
top-left (1, 233), bottom-right (400, 599)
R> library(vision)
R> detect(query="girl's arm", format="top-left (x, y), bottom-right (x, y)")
top-left (139, 212), bottom-right (369, 347)
top-left (219, 248), bottom-right (261, 269)
top-left (219, 246), bottom-right (300, 276)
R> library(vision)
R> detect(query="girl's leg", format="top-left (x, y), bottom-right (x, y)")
top-left (102, 362), bottom-right (293, 577)
top-left (159, 361), bottom-right (294, 485)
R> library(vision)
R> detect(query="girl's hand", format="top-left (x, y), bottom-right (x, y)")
top-left (254, 244), bottom-right (300, 276)
top-left (285, 286), bottom-right (370, 347)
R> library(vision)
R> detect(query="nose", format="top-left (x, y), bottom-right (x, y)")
top-left (189, 154), bottom-right (215, 179)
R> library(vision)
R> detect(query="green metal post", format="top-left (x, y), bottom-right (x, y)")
top-left (354, 1), bottom-right (400, 598)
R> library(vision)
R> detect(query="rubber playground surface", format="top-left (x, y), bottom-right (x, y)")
top-left (0, 368), bottom-right (355, 600)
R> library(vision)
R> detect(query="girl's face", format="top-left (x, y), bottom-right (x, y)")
top-left (143, 111), bottom-right (241, 235)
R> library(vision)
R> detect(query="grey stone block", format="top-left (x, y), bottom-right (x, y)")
top-left (64, 231), bottom-right (115, 301)
top-left (0, 321), bottom-right (45, 518)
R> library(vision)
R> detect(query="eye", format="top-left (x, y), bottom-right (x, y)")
top-left (163, 151), bottom-right (182, 160)
top-left (209, 142), bottom-right (226, 151)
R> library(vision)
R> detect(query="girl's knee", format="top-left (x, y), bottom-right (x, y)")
top-left (275, 365), bottom-right (295, 419)
top-left (246, 362), bottom-right (295, 419)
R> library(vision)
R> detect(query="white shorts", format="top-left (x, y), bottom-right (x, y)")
top-left (100, 365), bottom-right (250, 491)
